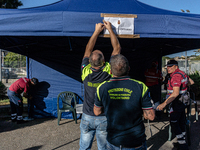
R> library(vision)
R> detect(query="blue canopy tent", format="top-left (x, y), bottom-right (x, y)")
top-left (0, 0), bottom-right (200, 118)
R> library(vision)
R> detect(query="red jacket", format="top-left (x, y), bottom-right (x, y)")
top-left (145, 67), bottom-right (162, 86)
top-left (9, 77), bottom-right (31, 94)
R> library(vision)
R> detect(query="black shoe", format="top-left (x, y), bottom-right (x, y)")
top-left (11, 118), bottom-right (17, 122)
top-left (173, 142), bottom-right (179, 148)
top-left (177, 144), bottom-right (189, 150)
top-left (17, 120), bottom-right (26, 124)
top-left (155, 111), bottom-right (162, 120)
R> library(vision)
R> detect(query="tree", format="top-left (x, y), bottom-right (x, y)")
top-left (4, 52), bottom-right (26, 68)
top-left (191, 55), bottom-right (200, 60)
top-left (189, 71), bottom-right (200, 99)
top-left (194, 48), bottom-right (200, 56)
top-left (0, 81), bottom-right (7, 99)
top-left (0, 0), bottom-right (22, 9)
top-left (162, 56), bottom-right (171, 67)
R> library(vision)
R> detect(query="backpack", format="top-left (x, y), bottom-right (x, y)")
top-left (179, 91), bottom-right (190, 106)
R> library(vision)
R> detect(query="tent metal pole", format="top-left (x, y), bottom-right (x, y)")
top-left (26, 56), bottom-right (29, 78)
top-left (185, 51), bottom-right (187, 74)
top-left (68, 37), bottom-right (72, 51)
top-left (0, 49), bottom-right (1, 81)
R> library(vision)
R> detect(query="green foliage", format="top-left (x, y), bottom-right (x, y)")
top-left (162, 56), bottom-right (171, 67)
top-left (194, 49), bottom-right (200, 56)
top-left (0, 81), bottom-right (7, 100)
top-left (191, 55), bottom-right (200, 60)
top-left (189, 71), bottom-right (200, 99)
top-left (0, 0), bottom-right (22, 8)
top-left (4, 52), bottom-right (26, 68)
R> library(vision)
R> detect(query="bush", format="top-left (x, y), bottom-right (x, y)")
top-left (0, 81), bottom-right (7, 100)
top-left (189, 71), bottom-right (200, 100)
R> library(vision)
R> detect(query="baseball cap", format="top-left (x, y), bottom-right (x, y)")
top-left (31, 78), bottom-right (39, 85)
top-left (166, 60), bottom-right (178, 67)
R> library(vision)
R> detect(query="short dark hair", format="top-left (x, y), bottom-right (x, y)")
top-left (110, 54), bottom-right (129, 76)
top-left (31, 78), bottom-right (38, 85)
top-left (89, 52), bottom-right (104, 67)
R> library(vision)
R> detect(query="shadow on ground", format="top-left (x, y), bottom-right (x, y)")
top-left (0, 116), bottom-right (53, 133)
top-left (146, 112), bottom-right (200, 150)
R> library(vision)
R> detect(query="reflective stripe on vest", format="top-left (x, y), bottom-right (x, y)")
top-left (167, 89), bottom-right (187, 94)
top-left (22, 77), bottom-right (27, 83)
top-left (145, 75), bottom-right (160, 79)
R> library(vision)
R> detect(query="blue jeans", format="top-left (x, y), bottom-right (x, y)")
top-left (106, 141), bottom-right (147, 150)
top-left (79, 113), bottom-right (107, 150)
top-left (7, 89), bottom-right (23, 118)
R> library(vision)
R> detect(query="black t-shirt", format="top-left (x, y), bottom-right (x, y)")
top-left (94, 76), bottom-right (153, 147)
top-left (81, 57), bottom-right (112, 116)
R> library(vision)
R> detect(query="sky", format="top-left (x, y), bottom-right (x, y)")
top-left (137, 0), bottom-right (200, 57)
top-left (19, 0), bottom-right (60, 9)
top-left (18, 0), bottom-right (200, 57)
top-left (138, 0), bottom-right (200, 14)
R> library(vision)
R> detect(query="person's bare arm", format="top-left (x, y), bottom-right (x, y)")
top-left (103, 20), bottom-right (121, 56)
top-left (188, 77), bottom-right (194, 86)
top-left (93, 106), bottom-right (103, 116)
top-left (157, 86), bottom-right (180, 111)
top-left (143, 109), bottom-right (155, 121)
top-left (83, 23), bottom-right (105, 59)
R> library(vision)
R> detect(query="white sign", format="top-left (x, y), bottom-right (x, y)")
top-left (103, 17), bottom-right (134, 35)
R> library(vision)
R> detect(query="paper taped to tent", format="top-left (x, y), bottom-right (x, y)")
top-left (1, 0), bottom-right (200, 118)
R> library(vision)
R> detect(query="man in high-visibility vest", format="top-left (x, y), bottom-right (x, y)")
top-left (80, 21), bottom-right (121, 150)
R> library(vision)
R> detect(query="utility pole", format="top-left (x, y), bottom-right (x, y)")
top-left (181, 9), bottom-right (190, 74)
top-left (185, 51), bottom-right (187, 74)
top-left (0, 49), bottom-right (2, 82)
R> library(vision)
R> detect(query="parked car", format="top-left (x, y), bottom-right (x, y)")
top-left (2, 69), bottom-right (18, 79)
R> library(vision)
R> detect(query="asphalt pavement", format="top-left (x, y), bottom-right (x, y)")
top-left (0, 106), bottom-right (200, 150)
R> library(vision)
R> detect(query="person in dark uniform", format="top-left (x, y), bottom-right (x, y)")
top-left (163, 73), bottom-right (170, 90)
top-left (7, 77), bottom-right (38, 124)
top-left (94, 54), bottom-right (155, 150)
top-left (5, 69), bottom-right (9, 83)
top-left (80, 20), bottom-right (121, 150)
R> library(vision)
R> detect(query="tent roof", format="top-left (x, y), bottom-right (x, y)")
top-left (0, 0), bottom-right (200, 82)
top-left (0, 0), bottom-right (200, 38)
top-left (25, 0), bottom-right (199, 16)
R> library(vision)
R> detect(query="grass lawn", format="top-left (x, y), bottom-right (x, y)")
top-left (0, 97), bottom-right (27, 106)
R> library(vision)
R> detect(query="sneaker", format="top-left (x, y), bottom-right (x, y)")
top-left (23, 117), bottom-right (34, 121)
